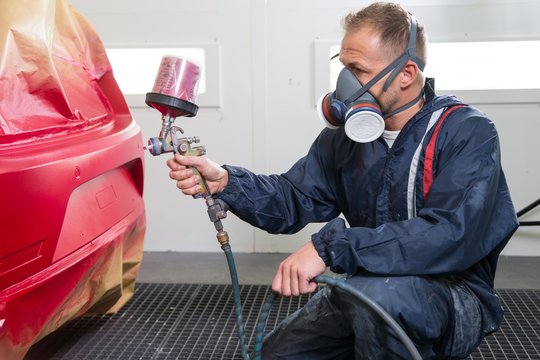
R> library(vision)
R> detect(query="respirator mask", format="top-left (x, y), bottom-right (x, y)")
top-left (317, 15), bottom-right (426, 143)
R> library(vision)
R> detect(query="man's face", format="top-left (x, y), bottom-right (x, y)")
top-left (339, 25), bottom-right (401, 115)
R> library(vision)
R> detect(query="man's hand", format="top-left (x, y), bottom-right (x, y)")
top-left (272, 241), bottom-right (327, 296)
top-left (167, 154), bottom-right (228, 196)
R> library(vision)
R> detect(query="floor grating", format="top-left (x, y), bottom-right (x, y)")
top-left (25, 284), bottom-right (540, 359)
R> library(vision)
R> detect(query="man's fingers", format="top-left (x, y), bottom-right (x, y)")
top-left (174, 153), bottom-right (205, 168)
top-left (169, 167), bottom-right (193, 181)
top-left (281, 263), bottom-right (291, 297)
top-left (166, 157), bottom-right (182, 171)
top-left (166, 153), bottom-right (228, 196)
top-left (272, 266), bottom-right (318, 297)
top-left (272, 264), bottom-right (313, 296)
top-left (298, 272), bottom-right (313, 295)
top-left (175, 176), bottom-right (200, 193)
top-left (271, 268), bottom-right (282, 294)
top-left (180, 186), bottom-right (201, 196)
top-left (300, 278), bottom-right (318, 295)
top-left (270, 242), bottom-right (326, 297)
top-left (290, 266), bottom-right (300, 296)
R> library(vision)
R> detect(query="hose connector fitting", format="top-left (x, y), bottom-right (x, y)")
top-left (216, 230), bottom-right (230, 246)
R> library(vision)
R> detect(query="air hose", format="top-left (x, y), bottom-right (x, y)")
top-left (208, 198), bottom-right (422, 360)
top-left (219, 243), bottom-right (423, 360)
top-left (221, 243), bottom-right (250, 360)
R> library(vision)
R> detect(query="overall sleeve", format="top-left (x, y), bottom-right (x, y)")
top-left (312, 109), bottom-right (519, 275)
top-left (216, 129), bottom-right (340, 234)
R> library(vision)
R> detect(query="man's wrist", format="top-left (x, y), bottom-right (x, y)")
top-left (216, 169), bottom-right (229, 194)
top-left (311, 236), bottom-right (332, 267)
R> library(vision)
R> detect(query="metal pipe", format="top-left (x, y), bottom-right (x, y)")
top-left (517, 198), bottom-right (540, 218)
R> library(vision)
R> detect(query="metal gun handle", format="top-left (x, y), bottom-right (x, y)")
top-left (172, 131), bottom-right (210, 199)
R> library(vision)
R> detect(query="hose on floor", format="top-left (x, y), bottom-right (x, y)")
top-left (220, 244), bottom-right (423, 360)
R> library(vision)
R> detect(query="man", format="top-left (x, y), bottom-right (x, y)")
top-left (167, 2), bottom-right (518, 359)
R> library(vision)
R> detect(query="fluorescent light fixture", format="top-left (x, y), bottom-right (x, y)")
top-left (323, 40), bottom-right (540, 92)
top-left (105, 47), bottom-right (207, 95)
top-left (425, 40), bottom-right (540, 90)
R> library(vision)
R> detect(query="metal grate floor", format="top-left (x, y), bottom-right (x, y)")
top-left (25, 284), bottom-right (540, 359)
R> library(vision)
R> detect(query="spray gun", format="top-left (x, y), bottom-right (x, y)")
top-left (143, 56), bottom-right (249, 358)
top-left (143, 56), bottom-right (228, 241)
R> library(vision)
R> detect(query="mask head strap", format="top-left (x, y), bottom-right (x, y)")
top-left (382, 13), bottom-right (425, 91)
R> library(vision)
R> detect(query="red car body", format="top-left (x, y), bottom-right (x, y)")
top-left (0, 1), bottom-right (146, 358)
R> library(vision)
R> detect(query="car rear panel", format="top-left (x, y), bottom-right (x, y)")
top-left (0, 1), bottom-right (146, 358)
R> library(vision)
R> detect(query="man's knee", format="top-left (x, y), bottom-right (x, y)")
top-left (339, 274), bottom-right (453, 341)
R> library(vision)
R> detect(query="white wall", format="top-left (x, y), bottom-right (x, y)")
top-left (71, 0), bottom-right (540, 255)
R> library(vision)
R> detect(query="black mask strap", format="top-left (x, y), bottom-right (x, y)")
top-left (382, 14), bottom-right (425, 91)
top-left (383, 89), bottom-right (424, 119)
top-left (343, 54), bottom-right (405, 106)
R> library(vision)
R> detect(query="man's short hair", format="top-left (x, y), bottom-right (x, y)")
top-left (342, 2), bottom-right (427, 67)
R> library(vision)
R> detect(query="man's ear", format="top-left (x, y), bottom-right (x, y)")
top-left (400, 60), bottom-right (420, 89)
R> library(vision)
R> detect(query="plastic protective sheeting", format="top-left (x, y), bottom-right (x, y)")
top-left (0, 0), bottom-right (147, 358)
top-left (0, 0), bottom-right (113, 145)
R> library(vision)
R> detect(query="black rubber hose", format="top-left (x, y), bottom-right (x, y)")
top-left (221, 244), bottom-right (422, 360)
top-left (221, 244), bottom-right (250, 360)
top-left (252, 291), bottom-right (277, 358)
top-left (313, 275), bottom-right (423, 360)
top-left (251, 275), bottom-right (422, 360)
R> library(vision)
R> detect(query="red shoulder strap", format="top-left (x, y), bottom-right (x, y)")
top-left (423, 105), bottom-right (466, 201)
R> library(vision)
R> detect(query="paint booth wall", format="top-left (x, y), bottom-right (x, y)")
top-left (70, 0), bottom-right (540, 255)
